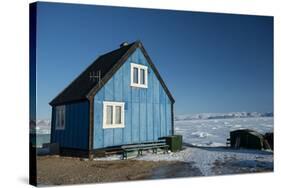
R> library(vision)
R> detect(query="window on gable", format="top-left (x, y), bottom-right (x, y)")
top-left (133, 67), bottom-right (138, 84)
top-left (55, 105), bottom-right (65, 130)
top-left (140, 68), bottom-right (146, 85)
top-left (103, 101), bottom-right (125, 129)
top-left (115, 106), bottom-right (122, 124)
top-left (131, 63), bottom-right (148, 88)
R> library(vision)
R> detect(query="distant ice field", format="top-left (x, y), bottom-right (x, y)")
top-left (175, 117), bottom-right (273, 147)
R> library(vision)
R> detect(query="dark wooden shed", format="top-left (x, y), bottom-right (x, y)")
top-left (230, 129), bottom-right (271, 150)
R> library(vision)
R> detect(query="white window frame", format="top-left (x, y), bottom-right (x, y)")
top-left (130, 63), bottom-right (148, 88)
top-left (103, 101), bottom-right (125, 129)
top-left (55, 105), bottom-right (65, 130)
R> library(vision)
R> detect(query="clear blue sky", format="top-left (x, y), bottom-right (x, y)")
top-left (35, 2), bottom-right (273, 119)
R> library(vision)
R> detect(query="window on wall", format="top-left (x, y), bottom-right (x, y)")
top-left (55, 105), bottom-right (65, 130)
top-left (131, 63), bottom-right (148, 88)
top-left (103, 101), bottom-right (125, 129)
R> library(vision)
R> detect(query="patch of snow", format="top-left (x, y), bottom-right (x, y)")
top-left (94, 155), bottom-right (122, 161)
top-left (137, 147), bottom-right (273, 176)
top-left (191, 132), bottom-right (213, 138)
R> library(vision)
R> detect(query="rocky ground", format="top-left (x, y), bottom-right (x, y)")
top-left (37, 156), bottom-right (202, 186)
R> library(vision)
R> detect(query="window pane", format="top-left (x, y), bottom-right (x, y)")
top-left (106, 105), bottom-right (113, 124)
top-left (61, 107), bottom-right (65, 128)
top-left (115, 106), bottom-right (122, 124)
top-left (59, 109), bottom-right (62, 128)
top-left (140, 69), bottom-right (145, 85)
top-left (133, 67), bottom-right (138, 83)
top-left (56, 108), bottom-right (59, 128)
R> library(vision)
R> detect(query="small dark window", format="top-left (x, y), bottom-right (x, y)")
top-left (55, 105), bottom-right (65, 130)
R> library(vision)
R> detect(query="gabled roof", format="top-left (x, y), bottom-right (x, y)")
top-left (50, 41), bottom-right (175, 106)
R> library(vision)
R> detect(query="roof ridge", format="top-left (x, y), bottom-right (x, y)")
top-left (99, 41), bottom-right (137, 57)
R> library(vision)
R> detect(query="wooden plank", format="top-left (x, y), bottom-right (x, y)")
top-left (104, 77), bottom-right (114, 101)
top-left (139, 88), bottom-right (147, 102)
top-left (93, 88), bottom-right (104, 149)
top-left (113, 67), bottom-right (123, 101)
top-left (66, 104), bottom-right (72, 148)
top-left (140, 103), bottom-right (147, 141)
top-left (60, 104), bottom-right (66, 148)
top-left (153, 71), bottom-right (160, 103)
top-left (95, 86), bottom-right (104, 102)
top-left (166, 101), bottom-right (172, 135)
top-left (160, 103), bottom-right (166, 137)
top-left (123, 102), bottom-right (132, 144)
top-left (71, 103), bottom-right (77, 148)
top-left (76, 102), bottom-right (83, 149)
top-left (131, 87), bottom-right (140, 103)
top-left (137, 48), bottom-right (146, 65)
top-left (122, 143), bottom-right (167, 149)
top-left (75, 102), bottom-right (80, 148)
top-left (50, 107), bottom-right (55, 143)
top-left (82, 101), bottom-right (87, 149)
top-left (84, 102), bottom-right (90, 150)
top-left (74, 102), bottom-right (79, 148)
top-left (132, 102), bottom-right (140, 143)
top-left (146, 64), bottom-right (153, 103)
top-left (60, 105), bottom-right (66, 147)
top-left (153, 103), bottom-right (160, 140)
top-left (113, 128), bottom-right (123, 146)
top-left (93, 100), bottom-right (103, 149)
top-left (53, 107), bottom-right (57, 144)
top-left (78, 102), bottom-right (85, 148)
top-left (130, 49), bottom-right (137, 62)
top-left (122, 59), bottom-right (131, 102)
top-left (103, 128), bottom-right (114, 147)
top-left (147, 103), bottom-right (154, 140)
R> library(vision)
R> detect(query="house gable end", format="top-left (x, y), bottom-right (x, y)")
top-left (87, 42), bottom-right (175, 104)
top-left (93, 44), bottom-right (174, 149)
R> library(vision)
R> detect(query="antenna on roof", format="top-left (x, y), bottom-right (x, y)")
top-left (89, 70), bottom-right (101, 87)
top-left (120, 41), bottom-right (128, 48)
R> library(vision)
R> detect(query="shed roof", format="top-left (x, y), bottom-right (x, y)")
top-left (231, 129), bottom-right (264, 139)
top-left (50, 41), bottom-right (175, 106)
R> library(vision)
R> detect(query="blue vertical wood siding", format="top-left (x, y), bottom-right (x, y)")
top-left (93, 48), bottom-right (173, 149)
top-left (51, 101), bottom-right (89, 150)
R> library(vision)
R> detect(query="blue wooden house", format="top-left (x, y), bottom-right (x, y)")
top-left (50, 41), bottom-right (175, 157)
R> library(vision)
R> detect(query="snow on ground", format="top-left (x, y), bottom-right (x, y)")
top-left (97, 117), bottom-right (273, 175)
top-left (137, 116), bottom-right (273, 175)
top-left (95, 146), bottom-right (273, 176)
top-left (175, 117), bottom-right (273, 147)
top-left (137, 147), bottom-right (273, 176)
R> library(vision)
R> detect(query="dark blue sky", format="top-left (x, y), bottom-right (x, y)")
top-left (36, 2), bottom-right (273, 119)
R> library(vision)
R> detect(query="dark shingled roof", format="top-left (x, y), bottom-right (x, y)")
top-left (50, 41), bottom-right (174, 106)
